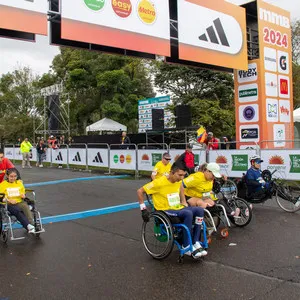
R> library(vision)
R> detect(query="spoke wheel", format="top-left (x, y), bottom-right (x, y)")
top-left (276, 182), bottom-right (300, 213)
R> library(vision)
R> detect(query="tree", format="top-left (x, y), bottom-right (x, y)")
top-left (292, 20), bottom-right (300, 64)
top-left (152, 62), bottom-right (235, 136)
top-left (50, 48), bottom-right (155, 134)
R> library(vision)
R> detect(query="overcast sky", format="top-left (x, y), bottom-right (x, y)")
top-left (0, 0), bottom-right (299, 77)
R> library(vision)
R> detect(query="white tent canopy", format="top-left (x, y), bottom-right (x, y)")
top-left (294, 108), bottom-right (300, 122)
top-left (86, 118), bottom-right (127, 132)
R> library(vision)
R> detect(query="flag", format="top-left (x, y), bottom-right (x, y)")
top-left (197, 126), bottom-right (207, 143)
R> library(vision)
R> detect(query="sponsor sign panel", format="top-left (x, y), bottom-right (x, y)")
top-left (4, 148), bottom-right (14, 160)
top-left (209, 150), bottom-right (256, 177)
top-left (239, 124), bottom-right (259, 143)
top-left (238, 83), bottom-right (258, 103)
top-left (177, 0), bottom-right (247, 70)
top-left (51, 148), bottom-right (68, 165)
top-left (266, 98), bottom-right (278, 122)
top-left (68, 148), bottom-right (87, 166)
top-left (239, 104), bottom-right (259, 123)
top-left (279, 100), bottom-right (291, 122)
top-left (110, 150), bottom-right (136, 170)
top-left (138, 150), bottom-right (165, 171)
top-left (61, 0), bottom-right (170, 56)
top-left (0, 0), bottom-right (47, 35)
top-left (87, 149), bottom-right (109, 167)
top-left (277, 50), bottom-right (289, 74)
top-left (264, 47), bottom-right (277, 72)
top-left (273, 123), bottom-right (286, 147)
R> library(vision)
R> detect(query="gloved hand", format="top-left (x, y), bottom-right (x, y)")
top-left (141, 209), bottom-right (150, 222)
top-left (259, 179), bottom-right (266, 186)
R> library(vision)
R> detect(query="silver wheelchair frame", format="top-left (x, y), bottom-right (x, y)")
top-left (0, 189), bottom-right (45, 243)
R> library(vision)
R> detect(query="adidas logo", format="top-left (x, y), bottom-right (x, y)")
top-left (93, 152), bottom-right (103, 163)
top-left (72, 152), bottom-right (81, 162)
top-left (199, 18), bottom-right (229, 47)
top-left (55, 152), bottom-right (63, 161)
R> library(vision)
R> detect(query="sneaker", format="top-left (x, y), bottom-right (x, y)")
top-left (184, 245), bottom-right (207, 258)
top-left (28, 166), bottom-right (32, 169)
top-left (193, 242), bottom-right (208, 256)
top-left (36, 163), bottom-right (39, 167)
top-left (39, 164), bottom-right (43, 168)
top-left (27, 224), bottom-right (35, 234)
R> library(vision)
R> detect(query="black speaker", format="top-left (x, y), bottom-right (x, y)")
top-left (175, 105), bottom-right (191, 128)
top-left (48, 94), bottom-right (60, 131)
top-left (152, 109), bottom-right (164, 130)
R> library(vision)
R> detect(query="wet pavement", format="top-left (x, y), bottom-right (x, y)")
top-left (0, 166), bottom-right (300, 300)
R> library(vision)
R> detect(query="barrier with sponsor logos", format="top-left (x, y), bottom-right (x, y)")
top-left (4, 143), bottom-right (300, 180)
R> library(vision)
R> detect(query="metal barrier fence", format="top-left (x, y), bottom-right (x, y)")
top-left (4, 141), bottom-right (300, 179)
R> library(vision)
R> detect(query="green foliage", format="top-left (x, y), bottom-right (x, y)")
top-left (152, 62), bottom-right (235, 136)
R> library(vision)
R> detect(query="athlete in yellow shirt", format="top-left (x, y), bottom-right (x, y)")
top-left (0, 168), bottom-right (35, 233)
top-left (137, 163), bottom-right (207, 258)
top-left (180, 162), bottom-right (221, 208)
top-left (151, 152), bottom-right (172, 180)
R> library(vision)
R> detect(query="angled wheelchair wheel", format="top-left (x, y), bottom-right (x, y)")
top-left (220, 180), bottom-right (238, 198)
top-left (142, 211), bottom-right (174, 260)
top-left (228, 197), bottom-right (252, 227)
top-left (276, 182), bottom-right (300, 213)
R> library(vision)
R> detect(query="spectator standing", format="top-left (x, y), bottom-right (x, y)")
top-left (203, 132), bottom-right (219, 150)
top-left (120, 131), bottom-right (130, 149)
top-left (20, 138), bottom-right (32, 168)
top-left (175, 144), bottom-right (195, 174)
top-left (16, 138), bottom-right (22, 146)
top-left (0, 149), bottom-right (15, 182)
top-left (36, 139), bottom-right (47, 167)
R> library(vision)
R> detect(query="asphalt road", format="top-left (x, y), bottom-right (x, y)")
top-left (0, 166), bottom-right (300, 300)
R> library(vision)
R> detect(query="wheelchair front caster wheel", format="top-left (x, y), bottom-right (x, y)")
top-left (1, 230), bottom-right (8, 243)
top-left (178, 256), bottom-right (184, 264)
top-left (220, 228), bottom-right (229, 238)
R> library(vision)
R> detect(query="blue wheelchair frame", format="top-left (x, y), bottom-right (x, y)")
top-left (143, 195), bottom-right (208, 261)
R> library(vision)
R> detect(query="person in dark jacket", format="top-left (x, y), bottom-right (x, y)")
top-left (175, 144), bottom-right (195, 174)
top-left (36, 139), bottom-right (47, 167)
top-left (120, 132), bottom-right (130, 149)
top-left (245, 155), bottom-right (272, 200)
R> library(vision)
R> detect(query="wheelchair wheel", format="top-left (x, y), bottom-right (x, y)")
top-left (228, 197), bottom-right (252, 227)
top-left (142, 211), bottom-right (174, 260)
top-left (220, 180), bottom-right (238, 198)
top-left (276, 182), bottom-right (300, 213)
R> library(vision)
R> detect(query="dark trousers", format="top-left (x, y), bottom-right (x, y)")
top-left (165, 207), bottom-right (204, 247)
top-left (7, 204), bottom-right (29, 229)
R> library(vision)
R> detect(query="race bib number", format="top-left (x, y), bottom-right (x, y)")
top-left (7, 188), bottom-right (20, 197)
top-left (167, 193), bottom-right (180, 208)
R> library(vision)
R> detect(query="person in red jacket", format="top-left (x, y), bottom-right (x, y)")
top-left (0, 149), bottom-right (15, 183)
top-left (175, 144), bottom-right (195, 174)
top-left (204, 132), bottom-right (219, 150)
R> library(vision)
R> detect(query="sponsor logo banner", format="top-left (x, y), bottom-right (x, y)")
top-left (265, 72), bottom-right (278, 97)
top-left (231, 154), bottom-right (248, 171)
top-left (237, 63), bottom-right (258, 83)
top-left (273, 124), bottom-right (286, 147)
top-left (238, 83), bottom-right (258, 102)
top-left (264, 47), bottom-right (277, 72)
top-left (240, 124), bottom-right (259, 142)
top-left (277, 50), bottom-right (289, 74)
top-left (278, 75), bottom-right (290, 98)
top-left (279, 99), bottom-right (291, 122)
top-left (290, 155), bottom-right (300, 173)
top-left (239, 104), bottom-right (259, 122)
top-left (266, 98), bottom-right (278, 122)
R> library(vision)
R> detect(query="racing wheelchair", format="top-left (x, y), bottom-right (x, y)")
top-left (236, 169), bottom-right (300, 213)
top-left (142, 196), bottom-right (208, 263)
top-left (203, 179), bottom-right (253, 242)
top-left (0, 189), bottom-right (45, 243)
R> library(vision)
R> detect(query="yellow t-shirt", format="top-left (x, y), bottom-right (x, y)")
top-left (0, 180), bottom-right (25, 204)
top-left (183, 172), bottom-right (215, 200)
top-left (152, 161), bottom-right (171, 179)
top-left (143, 176), bottom-right (184, 211)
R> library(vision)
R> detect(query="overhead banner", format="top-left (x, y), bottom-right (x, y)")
top-left (0, 0), bottom-right (48, 35)
top-left (177, 0), bottom-right (247, 70)
top-left (61, 0), bottom-right (170, 57)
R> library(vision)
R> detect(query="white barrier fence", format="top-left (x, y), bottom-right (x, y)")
top-left (4, 144), bottom-right (300, 180)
